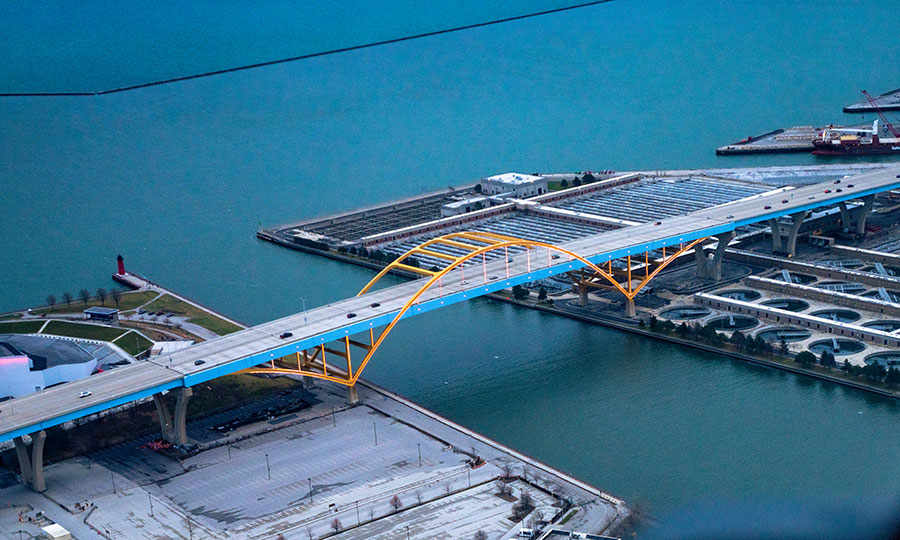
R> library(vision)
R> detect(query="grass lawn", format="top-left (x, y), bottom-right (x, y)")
top-left (188, 315), bottom-right (243, 336)
top-left (36, 290), bottom-right (157, 315)
top-left (0, 320), bottom-right (45, 334)
top-left (113, 330), bottom-right (154, 356)
top-left (42, 320), bottom-right (128, 341)
top-left (187, 374), bottom-right (298, 416)
top-left (144, 294), bottom-right (242, 336)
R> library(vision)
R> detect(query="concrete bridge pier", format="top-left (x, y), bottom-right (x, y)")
top-left (13, 430), bottom-right (46, 492)
top-left (768, 219), bottom-right (784, 252)
top-left (347, 384), bottom-right (359, 406)
top-left (694, 232), bottom-right (735, 281)
top-left (153, 387), bottom-right (193, 445)
top-left (302, 376), bottom-right (315, 389)
top-left (839, 202), bottom-right (852, 232)
top-left (624, 298), bottom-right (636, 318)
top-left (785, 211), bottom-right (810, 256)
top-left (855, 195), bottom-right (875, 236)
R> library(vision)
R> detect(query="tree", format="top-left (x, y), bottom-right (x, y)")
top-left (495, 479), bottom-right (512, 496)
top-left (730, 330), bottom-right (746, 348)
top-left (330, 518), bottom-right (342, 532)
top-left (794, 351), bottom-right (817, 367)
top-left (62, 292), bottom-right (73, 308)
top-left (582, 172), bottom-right (596, 183)
top-left (512, 285), bottom-right (529, 300)
top-left (572, 177), bottom-right (582, 187)
top-left (415, 489), bottom-right (422, 504)
top-left (501, 462), bottom-right (514, 479)
top-left (96, 288), bottom-right (107, 305)
top-left (560, 179), bottom-right (569, 188)
top-left (676, 321), bottom-right (690, 337)
top-left (819, 350), bottom-right (836, 370)
top-left (538, 286), bottom-right (547, 301)
top-left (110, 288), bottom-right (122, 308)
top-left (841, 360), bottom-right (852, 373)
top-left (474, 183), bottom-right (483, 193)
top-left (474, 531), bottom-right (488, 540)
top-left (78, 288), bottom-right (91, 306)
top-left (46, 295), bottom-right (57, 309)
top-left (779, 339), bottom-right (789, 356)
top-left (357, 247), bottom-right (369, 258)
top-left (649, 315), bottom-right (659, 330)
top-left (755, 335), bottom-right (771, 355)
top-left (389, 494), bottom-right (403, 511)
top-left (885, 367), bottom-right (900, 388)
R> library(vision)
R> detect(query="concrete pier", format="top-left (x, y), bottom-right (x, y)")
top-left (13, 430), bottom-right (46, 492)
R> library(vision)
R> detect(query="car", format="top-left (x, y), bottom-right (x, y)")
top-left (726, 214), bottom-right (734, 219)
top-left (488, 275), bottom-right (498, 280)
top-left (824, 189), bottom-right (831, 193)
top-left (370, 302), bottom-right (381, 308)
top-left (347, 313), bottom-right (357, 319)
top-left (654, 221), bottom-right (662, 225)
top-left (137, 308), bottom-right (146, 314)
top-left (279, 331), bottom-right (293, 339)
top-left (194, 360), bottom-right (205, 366)
top-left (781, 199), bottom-right (788, 203)
top-left (551, 254), bottom-right (560, 260)
top-left (896, 174), bottom-right (900, 178)
top-left (764, 205), bottom-right (772, 210)
top-left (78, 391), bottom-right (92, 398)
top-left (836, 188), bottom-right (843, 193)
top-left (808, 195), bottom-right (815, 200)
top-left (165, 312), bottom-right (173, 318)
top-left (834, 179), bottom-right (841, 184)
top-left (847, 183), bottom-right (854, 188)
top-left (461, 280), bottom-right (469, 285)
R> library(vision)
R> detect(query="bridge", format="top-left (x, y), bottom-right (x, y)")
top-left (3, 166), bottom-right (900, 491)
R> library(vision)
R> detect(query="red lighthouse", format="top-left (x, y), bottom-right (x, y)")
top-left (116, 254), bottom-right (125, 275)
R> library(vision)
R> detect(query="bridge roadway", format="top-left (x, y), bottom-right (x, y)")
top-left (3, 166), bottom-right (900, 442)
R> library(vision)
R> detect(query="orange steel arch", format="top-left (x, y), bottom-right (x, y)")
top-left (247, 231), bottom-right (706, 386)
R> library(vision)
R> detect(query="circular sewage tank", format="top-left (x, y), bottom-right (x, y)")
top-left (760, 298), bottom-right (809, 312)
top-left (715, 289), bottom-right (761, 301)
top-left (706, 315), bottom-right (758, 331)
top-left (756, 327), bottom-right (811, 343)
top-left (862, 320), bottom-right (900, 332)
top-left (808, 339), bottom-right (865, 356)
top-left (814, 281), bottom-right (867, 294)
top-left (810, 309), bottom-right (861, 323)
top-left (660, 306), bottom-right (711, 320)
top-left (773, 272), bottom-right (817, 284)
top-left (861, 265), bottom-right (900, 276)
top-left (862, 289), bottom-right (900, 303)
top-left (865, 352), bottom-right (900, 368)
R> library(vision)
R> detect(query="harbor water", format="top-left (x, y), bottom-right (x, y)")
top-left (2, 0), bottom-right (899, 516)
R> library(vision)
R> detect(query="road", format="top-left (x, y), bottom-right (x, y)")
top-left (3, 165), bottom-right (900, 442)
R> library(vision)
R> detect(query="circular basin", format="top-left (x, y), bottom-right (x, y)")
top-left (760, 298), bottom-right (809, 312)
top-left (808, 339), bottom-right (865, 356)
top-left (865, 352), bottom-right (900, 368)
top-left (773, 272), bottom-right (817, 284)
top-left (706, 315), bottom-right (758, 331)
top-left (660, 306), bottom-right (711, 320)
top-left (715, 289), bottom-right (761, 301)
top-left (756, 327), bottom-right (811, 343)
top-left (862, 320), bottom-right (900, 332)
top-left (810, 309), bottom-right (861, 323)
top-left (862, 289), bottom-right (900, 303)
top-left (814, 281), bottom-right (866, 294)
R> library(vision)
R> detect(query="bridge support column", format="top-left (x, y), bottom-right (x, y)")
top-left (13, 431), bottom-right (46, 492)
top-left (624, 298), bottom-right (636, 318)
top-left (785, 211), bottom-right (809, 257)
top-left (694, 243), bottom-right (711, 279)
top-left (711, 231), bottom-right (735, 281)
top-left (302, 376), bottom-right (315, 390)
top-left (154, 387), bottom-right (192, 445)
top-left (839, 202), bottom-right (852, 232)
top-left (173, 387), bottom-right (193, 445)
top-left (153, 392), bottom-right (176, 442)
top-left (347, 384), bottom-right (359, 406)
top-left (768, 219), bottom-right (783, 252)
top-left (855, 195), bottom-right (875, 236)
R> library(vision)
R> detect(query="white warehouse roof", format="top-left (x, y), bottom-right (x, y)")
top-left (482, 172), bottom-right (545, 185)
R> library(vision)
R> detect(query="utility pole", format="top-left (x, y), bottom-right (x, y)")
top-left (373, 423), bottom-right (377, 446)
top-left (417, 443), bottom-right (422, 467)
top-left (187, 517), bottom-right (193, 540)
top-left (110, 471), bottom-right (117, 494)
top-left (308, 477), bottom-right (313, 503)
top-left (148, 493), bottom-right (154, 517)
top-left (265, 453), bottom-right (271, 480)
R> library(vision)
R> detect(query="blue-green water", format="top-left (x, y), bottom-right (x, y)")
top-left (2, 1), bottom-right (899, 515)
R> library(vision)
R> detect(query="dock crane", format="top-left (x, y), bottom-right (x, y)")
top-left (862, 90), bottom-right (900, 139)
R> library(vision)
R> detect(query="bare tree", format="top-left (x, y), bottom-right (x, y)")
top-left (46, 295), bottom-right (57, 309)
top-left (532, 508), bottom-right (545, 526)
top-left (389, 494), bottom-right (403, 512)
top-left (415, 489), bottom-right (422, 504)
top-left (521, 465), bottom-right (530, 482)
top-left (96, 288), bottom-right (107, 305)
top-left (110, 288), bottom-right (122, 308)
top-left (306, 528), bottom-right (314, 540)
top-left (495, 480), bottom-right (512, 497)
top-left (501, 462), bottom-right (514, 480)
top-left (474, 531), bottom-right (488, 540)
top-left (78, 289), bottom-right (91, 306)
top-left (330, 518), bottom-right (341, 532)
top-left (62, 292), bottom-right (73, 308)
top-left (519, 490), bottom-right (534, 508)
top-left (368, 508), bottom-right (374, 521)
top-left (444, 482), bottom-right (452, 495)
